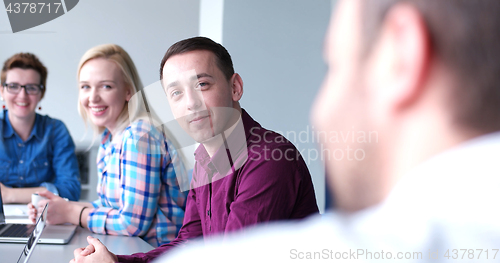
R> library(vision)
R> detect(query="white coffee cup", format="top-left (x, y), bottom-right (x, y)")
top-left (31, 193), bottom-right (48, 208)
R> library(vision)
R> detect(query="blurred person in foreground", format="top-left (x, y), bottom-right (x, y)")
top-left (70, 37), bottom-right (319, 263)
top-left (151, 0), bottom-right (500, 262)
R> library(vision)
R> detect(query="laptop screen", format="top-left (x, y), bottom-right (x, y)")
top-left (16, 203), bottom-right (48, 263)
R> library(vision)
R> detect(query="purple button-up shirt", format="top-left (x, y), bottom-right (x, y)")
top-left (117, 109), bottom-right (318, 263)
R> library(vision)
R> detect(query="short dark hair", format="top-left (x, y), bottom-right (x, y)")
top-left (160, 36), bottom-right (235, 81)
top-left (361, 0), bottom-right (500, 133)
top-left (1, 52), bottom-right (48, 98)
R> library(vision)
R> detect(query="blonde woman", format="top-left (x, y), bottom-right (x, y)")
top-left (28, 44), bottom-right (187, 247)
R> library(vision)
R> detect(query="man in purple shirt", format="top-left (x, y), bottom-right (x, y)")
top-left (70, 37), bottom-right (318, 263)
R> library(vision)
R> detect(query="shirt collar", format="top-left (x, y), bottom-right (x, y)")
top-left (100, 128), bottom-right (112, 147)
top-left (31, 114), bottom-right (43, 140)
top-left (2, 110), bottom-right (43, 141)
top-left (2, 110), bottom-right (15, 139)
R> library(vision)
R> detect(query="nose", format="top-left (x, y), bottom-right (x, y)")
top-left (88, 87), bottom-right (100, 103)
top-left (17, 87), bottom-right (29, 98)
top-left (185, 86), bottom-right (204, 111)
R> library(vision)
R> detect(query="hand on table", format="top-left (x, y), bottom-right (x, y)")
top-left (70, 236), bottom-right (118, 263)
top-left (27, 190), bottom-right (71, 224)
top-left (0, 182), bottom-right (12, 202)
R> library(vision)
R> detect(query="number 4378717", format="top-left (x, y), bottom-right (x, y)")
top-left (444, 249), bottom-right (499, 260)
top-left (6, 3), bottom-right (62, 14)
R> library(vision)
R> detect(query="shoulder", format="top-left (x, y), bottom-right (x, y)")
top-left (248, 126), bottom-right (294, 147)
top-left (36, 113), bottom-right (66, 128)
top-left (246, 126), bottom-right (301, 161)
top-left (36, 114), bottom-right (71, 137)
top-left (121, 119), bottom-right (165, 146)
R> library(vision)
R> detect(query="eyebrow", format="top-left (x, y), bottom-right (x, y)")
top-left (79, 80), bottom-right (117, 84)
top-left (165, 73), bottom-right (214, 90)
top-left (166, 81), bottom-right (180, 90)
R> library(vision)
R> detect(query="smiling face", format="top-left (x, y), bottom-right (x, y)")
top-left (1, 68), bottom-right (42, 122)
top-left (78, 58), bottom-right (131, 135)
top-left (162, 50), bottom-right (241, 144)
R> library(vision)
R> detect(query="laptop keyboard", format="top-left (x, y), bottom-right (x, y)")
top-left (0, 224), bottom-right (35, 238)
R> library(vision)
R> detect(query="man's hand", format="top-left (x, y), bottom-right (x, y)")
top-left (70, 236), bottom-right (118, 263)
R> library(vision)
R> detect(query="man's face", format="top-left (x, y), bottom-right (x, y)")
top-left (312, 0), bottom-right (380, 211)
top-left (162, 50), bottom-right (236, 143)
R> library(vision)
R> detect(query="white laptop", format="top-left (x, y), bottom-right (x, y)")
top-left (0, 187), bottom-right (77, 244)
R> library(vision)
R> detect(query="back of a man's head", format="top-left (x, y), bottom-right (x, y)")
top-left (362, 0), bottom-right (500, 133)
top-left (315, 0), bottom-right (500, 212)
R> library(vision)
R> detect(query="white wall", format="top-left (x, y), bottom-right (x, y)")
top-left (222, 0), bottom-right (332, 212)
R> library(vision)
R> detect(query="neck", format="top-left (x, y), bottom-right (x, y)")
top-left (8, 111), bottom-right (36, 142)
top-left (388, 116), bottom-right (481, 187)
top-left (202, 107), bottom-right (242, 157)
top-left (382, 78), bottom-right (484, 199)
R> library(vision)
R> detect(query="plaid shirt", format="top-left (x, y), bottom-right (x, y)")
top-left (88, 120), bottom-right (187, 247)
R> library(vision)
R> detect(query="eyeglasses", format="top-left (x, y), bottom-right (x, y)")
top-left (2, 83), bottom-right (44, 95)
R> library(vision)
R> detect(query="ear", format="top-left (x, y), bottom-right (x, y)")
top-left (368, 3), bottom-right (431, 113)
top-left (125, 86), bottom-right (132, 102)
top-left (230, 73), bottom-right (244, 102)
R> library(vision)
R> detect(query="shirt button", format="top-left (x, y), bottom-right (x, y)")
top-left (18, 143), bottom-right (24, 147)
top-left (19, 160), bottom-right (24, 164)
top-left (207, 210), bottom-right (211, 216)
top-left (20, 176), bottom-right (24, 180)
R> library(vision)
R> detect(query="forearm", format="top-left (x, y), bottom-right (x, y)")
top-left (116, 191), bottom-right (202, 262)
top-left (2, 186), bottom-right (46, 204)
top-left (116, 236), bottom-right (189, 263)
top-left (88, 204), bottom-right (157, 237)
top-left (66, 202), bottom-right (94, 227)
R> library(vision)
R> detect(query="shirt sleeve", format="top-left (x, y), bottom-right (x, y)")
top-left (40, 182), bottom-right (59, 195)
top-left (88, 130), bottom-right (163, 237)
top-left (49, 120), bottom-right (81, 201)
top-left (224, 144), bottom-right (318, 233)
top-left (116, 172), bottom-right (203, 263)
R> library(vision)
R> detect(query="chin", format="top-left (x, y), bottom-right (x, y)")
top-left (191, 132), bottom-right (216, 144)
top-left (11, 109), bottom-right (36, 117)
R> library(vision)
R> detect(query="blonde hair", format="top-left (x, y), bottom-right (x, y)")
top-left (77, 44), bottom-right (144, 136)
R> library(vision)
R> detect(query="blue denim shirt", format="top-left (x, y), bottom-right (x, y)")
top-left (0, 110), bottom-right (81, 201)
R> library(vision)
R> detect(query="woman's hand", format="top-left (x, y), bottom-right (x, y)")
top-left (27, 202), bottom-right (38, 224)
top-left (35, 190), bottom-right (72, 225)
top-left (0, 182), bottom-right (13, 203)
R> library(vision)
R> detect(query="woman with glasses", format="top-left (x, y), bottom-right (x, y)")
top-left (28, 44), bottom-right (187, 247)
top-left (0, 53), bottom-right (81, 203)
